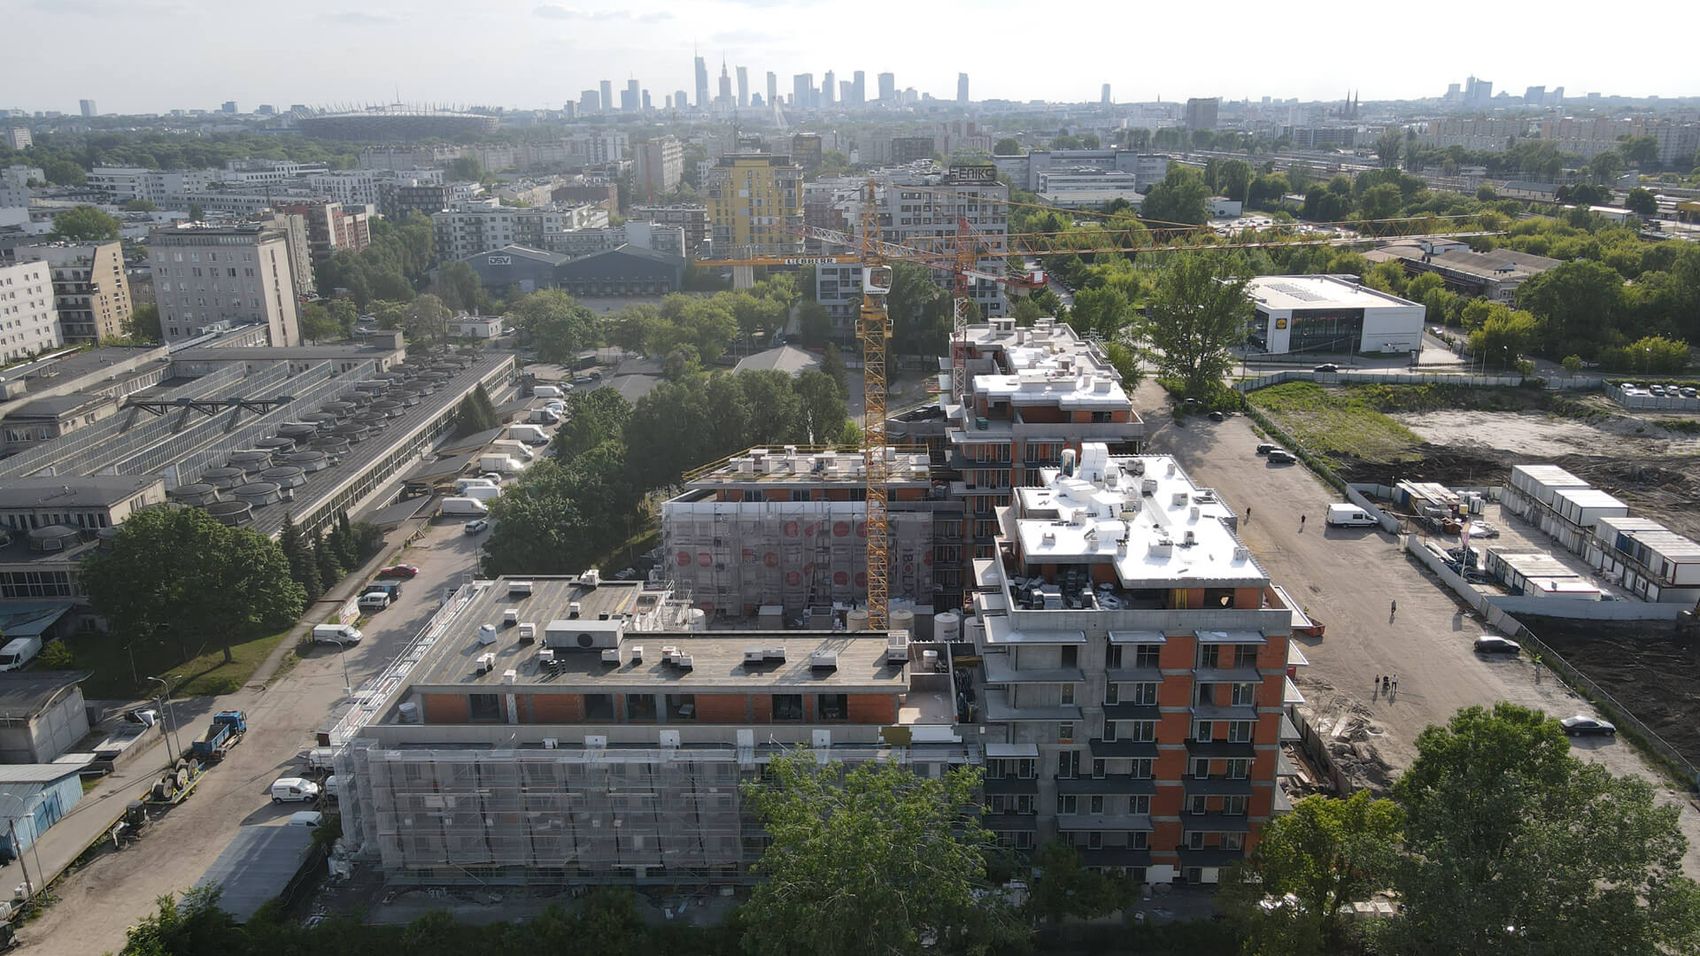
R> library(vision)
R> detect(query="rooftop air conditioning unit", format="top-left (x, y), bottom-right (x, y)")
top-left (673, 653), bottom-right (694, 670)
top-left (543, 618), bottom-right (625, 649)
top-left (1190, 505), bottom-right (1201, 521)
top-left (629, 645), bottom-right (644, 662)
top-left (810, 650), bottom-right (839, 670)
top-left (661, 645), bottom-right (681, 660)
top-left (567, 601), bottom-right (581, 618)
top-left (477, 625), bottom-right (497, 646)
top-left (1141, 478), bottom-right (1158, 497)
top-left (503, 608), bottom-right (519, 627)
top-left (601, 648), bottom-right (621, 664)
top-left (1042, 531), bottom-right (1057, 546)
top-left (508, 580), bottom-right (533, 597)
top-left (1183, 530), bottom-right (1197, 546)
top-left (581, 568), bottom-right (601, 588)
top-left (1233, 546), bottom-right (1250, 562)
top-left (764, 647), bottom-right (787, 662)
top-left (502, 668), bottom-right (517, 684)
top-left (518, 622), bottom-right (536, 643)
top-left (538, 649), bottom-right (555, 664)
top-left (476, 652), bottom-right (496, 674)
top-left (659, 730), bottom-right (681, 749)
top-left (743, 647), bottom-right (767, 664)
top-left (542, 738), bottom-right (558, 749)
top-left (1172, 492), bottom-right (1189, 507)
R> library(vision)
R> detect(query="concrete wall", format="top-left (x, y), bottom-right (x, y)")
top-left (1484, 595), bottom-right (1689, 621)
top-left (1344, 484), bottom-right (1401, 533)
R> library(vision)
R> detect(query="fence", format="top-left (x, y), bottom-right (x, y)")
top-left (1604, 381), bottom-right (1700, 412)
top-left (1344, 484), bottom-right (1401, 533)
top-left (1235, 369), bottom-right (1530, 394)
top-left (1404, 535), bottom-right (1700, 789)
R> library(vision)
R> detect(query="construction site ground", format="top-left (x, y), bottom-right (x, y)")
top-left (1141, 380), bottom-right (1700, 876)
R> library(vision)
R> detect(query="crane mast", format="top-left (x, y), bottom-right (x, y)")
top-left (857, 180), bottom-right (894, 630)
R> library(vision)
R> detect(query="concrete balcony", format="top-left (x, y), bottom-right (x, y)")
top-left (1056, 811), bottom-right (1153, 832)
top-left (981, 656), bottom-right (1085, 685)
top-left (981, 689), bottom-right (1082, 722)
top-left (1055, 775), bottom-right (1158, 795)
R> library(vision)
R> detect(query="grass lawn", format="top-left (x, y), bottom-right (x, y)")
top-left (1249, 382), bottom-right (1423, 465)
top-left (54, 626), bottom-right (296, 701)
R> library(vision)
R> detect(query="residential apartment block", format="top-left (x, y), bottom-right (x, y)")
top-left (705, 154), bottom-right (804, 257)
top-left (968, 443), bottom-right (1305, 883)
top-left (634, 137), bottom-right (684, 198)
top-left (333, 574), bottom-right (968, 884)
top-left (146, 222), bottom-right (301, 346)
top-left (630, 204), bottom-right (710, 254)
top-left (0, 261), bottom-right (63, 363)
top-left (275, 200), bottom-right (374, 266)
top-left (432, 199), bottom-right (611, 262)
top-left (661, 446), bottom-right (954, 618)
top-left (10, 242), bottom-right (133, 344)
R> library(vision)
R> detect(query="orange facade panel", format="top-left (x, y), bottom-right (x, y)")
top-left (845, 693), bottom-right (900, 724)
top-left (524, 693), bottom-right (585, 723)
top-left (420, 692), bottom-right (470, 724)
top-left (694, 694), bottom-right (752, 723)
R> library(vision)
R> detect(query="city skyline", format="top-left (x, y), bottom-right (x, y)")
top-left (4, 0), bottom-right (1698, 114)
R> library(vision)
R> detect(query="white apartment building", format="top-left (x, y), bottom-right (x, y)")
top-left (87, 167), bottom-right (216, 205)
top-left (0, 166), bottom-right (42, 209)
top-left (432, 200), bottom-right (611, 261)
top-left (11, 242), bottom-right (133, 344)
top-left (146, 222), bottom-right (301, 346)
top-left (635, 137), bottom-right (684, 197)
top-left (0, 261), bottom-right (63, 363)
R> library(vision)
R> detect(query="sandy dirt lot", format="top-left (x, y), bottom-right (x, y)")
top-left (1399, 408), bottom-right (1700, 460)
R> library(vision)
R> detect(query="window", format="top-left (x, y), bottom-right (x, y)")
top-left (1227, 758), bottom-right (1250, 780)
top-left (1088, 831), bottom-right (1103, 850)
top-left (1190, 757), bottom-right (1211, 779)
top-left (1059, 722), bottom-right (1074, 741)
top-left (1129, 682), bottom-right (1157, 705)
top-left (1224, 795), bottom-right (1248, 816)
top-left (1061, 684), bottom-right (1075, 705)
top-left (1129, 795), bottom-right (1151, 815)
top-left (666, 694), bottom-right (696, 721)
top-left (1105, 644), bottom-right (1122, 669)
top-left (1234, 644), bottom-right (1260, 668)
top-left (468, 693), bottom-right (503, 722)
top-left (625, 694), bottom-right (657, 721)
top-left (987, 758), bottom-right (1035, 780)
top-left (1193, 720), bottom-right (1214, 743)
top-left (772, 694), bottom-right (804, 720)
top-left (1222, 832), bottom-right (1245, 851)
top-left (584, 694), bottom-right (614, 720)
top-left (1228, 720), bottom-right (1255, 743)
top-left (1091, 758), bottom-right (1106, 779)
top-left (817, 694), bottom-right (848, 721)
top-left (1232, 683), bottom-right (1257, 706)
top-left (1056, 750), bottom-right (1080, 779)
top-left (1102, 720), bottom-right (1117, 741)
top-left (1134, 644), bottom-right (1161, 669)
top-left (1187, 831), bottom-right (1207, 850)
top-left (1057, 794), bottom-right (1078, 815)
top-left (1202, 587), bottom-right (1234, 609)
top-left (1132, 830), bottom-right (1150, 849)
top-left (1104, 682), bottom-right (1119, 705)
top-left (1188, 795), bottom-right (1209, 815)
top-left (1089, 795), bottom-right (1105, 814)
top-left (1129, 758), bottom-right (1154, 779)
top-left (1060, 645), bottom-right (1078, 668)
top-left (1128, 720), bottom-right (1156, 742)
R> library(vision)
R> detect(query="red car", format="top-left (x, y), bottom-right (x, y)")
top-left (378, 564), bottom-right (420, 579)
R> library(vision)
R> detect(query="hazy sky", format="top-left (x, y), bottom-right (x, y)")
top-left (5, 0), bottom-right (1697, 114)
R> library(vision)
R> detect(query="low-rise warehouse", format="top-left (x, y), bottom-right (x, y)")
top-left (1244, 275), bottom-right (1425, 356)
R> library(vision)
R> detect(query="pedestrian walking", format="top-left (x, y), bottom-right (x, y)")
top-left (1245, 506), bottom-right (1252, 523)
top-left (1299, 514), bottom-right (1307, 530)
top-left (1389, 599), bottom-right (1398, 621)
top-left (1374, 674), bottom-right (1381, 694)
top-left (1391, 675), bottom-right (1398, 692)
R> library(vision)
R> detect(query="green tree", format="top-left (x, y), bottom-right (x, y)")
top-left (122, 886), bottom-right (246, 955)
top-left (447, 155), bottom-right (484, 182)
top-left (1025, 840), bottom-right (1133, 926)
top-left (886, 261), bottom-right (950, 355)
top-left (1466, 305), bottom-right (1538, 369)
top-left (1388, 703), bottom-right (1700, 955)
top-left (122, 198), bottom-right (158, 212)
top-left (278, 512), bottom-right (321, 603)
top-left (1606, 334), bottom-right (1690, 374)
top-left (1144, 253), bottom-right (1253, 397)
top-left (1104, 339), bottom-right (1144, 388)
top-left (83, 508), bottom-right (304, 667)
top-left (1140, 166), bottom-right (1211, 226)
top-left (1618, 135), bottom-right (1661, 168)
top-left (819, 342), bottom-right (848, 398)
top-left (1624, 187), bottom-right (1658, 216)
top-left (1222, 791), bottom-right (1404, 953)
top-left (1374, 129), bottom-right (1405, 168)
top-left (313, 533), bottom-right (342, 592)
top-left (482, 460), bottom-right (594, 575)
top-left (451, 383), bottom-right (500, 437)
top-left (299, 301), bottom-right (344, 343)
top-left (1516, 258), bottom-right (1625, 359)
top-left (41, 158), bottom-right (87, 187)
top-left (1587, 150), bottom-right (1625, 184)
top-left (1068, 285), bottom-right (1132, 339)
top-left (432, 260), bottom-right (487, 315)
top-left (796, 300), bottom-right (833, 347)
top-left (741, 750), bottom-right (1019, 956)
top-left (552, 388), bottom-right (632, 459)
top-left (1216, 158), bottom-right (1254, 202)
top-left (124, 302), bottom-right (162, 343)
top-left (188, 203), bottom-right (205, 222)
top-left (794, 370), bottom-right (849, 443)
top-left (993, 137), bottom-right (1022, 155)
top-left (51, 205), bottom-right (121, 242)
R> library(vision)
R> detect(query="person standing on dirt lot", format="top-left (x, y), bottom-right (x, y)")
top-left (1299, 514), bottom-right (1306, 530)
top-left (1390, 599), bottom-right (1398, 621)
top-left (1246, 507), bottom-right (1252, 523)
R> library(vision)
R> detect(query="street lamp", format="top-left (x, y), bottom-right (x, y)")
top-left (144, 676), bottom-right (181, 763)
top-left (325, 640), bottom-right (353, 697)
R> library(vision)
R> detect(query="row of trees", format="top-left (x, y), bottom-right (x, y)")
top-left (278, 511), bottom-right (383, 605)
top-left (1226, 704), bottom-right (1700, 955)
top-left (315, 215), bottom-right (435, 310)
top-left (482, 369), bottom-right (851, 575)
top-left (0, 131), bottom-right (359, 186)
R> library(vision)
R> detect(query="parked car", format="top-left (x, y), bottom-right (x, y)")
top-left (357, 591), bottom-right (391, 612)
top-left (480, 472), bottom-right (506, 484)
top-left (311, 624), bottom-right (363, 645)
top-left (1680, 387), bottom-right (1698, 399)
top-left (1560, 715), bottom-right (1617, 737)
top-left (1649, 384), bottom-right (1667, 396)
top-left (1267, 449), bottom-right (1297, 464)
top-left (1255, 442), bottom-right (1278, 455)
top-left (1313, 363), bottom-right (1339, 373)
top-left (378, 564), bottom-right (420, 579)
top-left (1474, 635), bottom-right (1522, 656)
top-left (270, 777), bottom-right (321, 804)
top-left (465, 518), bottom-right (490, 534)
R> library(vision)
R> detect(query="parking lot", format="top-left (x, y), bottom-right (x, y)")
top-left (1139, 380), bottom-right (1700, 875)
top-left (17, 518), bottom-right (484, 954)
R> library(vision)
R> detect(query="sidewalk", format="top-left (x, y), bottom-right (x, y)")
top-left (0, 732), bottom-right (171, 904)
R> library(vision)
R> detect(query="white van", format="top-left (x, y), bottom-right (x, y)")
top-left (357, 591), bottom-right (391, 612)
top-left (312, 624), bottom-right (363, 645)
top-left (270, 777), bottom-right (321, 803)
top-left (533, 385), bottom-right (563, 399)
top-left (1326, 503), bottom-right (1379, 527)
top-left (454, 477), bottom-right (497, 495)
top-left (0, 637), bottom-right (43, 672)
top-left (287, 810), bottom-right (324, 827)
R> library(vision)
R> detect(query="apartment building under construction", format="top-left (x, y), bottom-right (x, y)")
top-left (967, 443), bottom-right (1308, 884)
top-left (332, 573), bottom-right (968, 885)
top-left (660, 445), bottom-right (956, 619)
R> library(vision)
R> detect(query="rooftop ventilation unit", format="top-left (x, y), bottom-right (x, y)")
top-left (542, 737), bottom-right (558, 749)
top-left (502, 668), bottom-right (517, 684)
top-left (743, 647), bottom-right (767, 664)
top-left (1150, 536), bottom-right (1174, 556)
top-left (673, 653), bottom-right (694, 670)
top-left (544, 618), bottom-right (625, 649)
top-left (659, 730), bottom-right (681, 749)
top-left (1172, 491), bottom-right (1190, 507)
top-left (568, 601), bottom-right (582, 619)
top-left (580, 568), bottom-right (601, 588)
top-left (810, 650), bottom-right (839, 670)
top-left (508, 580), bottom-right (533, 597)
top-left (1041, 531), bottom-right (1057, 546)
top-left (1190, 505), bottom-right (1201, 521)
top-left (503, 608), bottom-right (519, 627)
top-left (518, 622), bottom-right (536, 644)
top-left (1141, 478), bottom-right (1158, 497)
top-left (477, 625), bottom-right (497, 646)
top-left (1183, 530), bottom-right (1197, 547)
top-left (601, 648), bottom-right (621, 665)
top-left (630, 645), bottom-right (644, 663)
top-left (476, 652), bottom-right (496, 674)
top-left (1233, 546), bottom-right (1250, 562)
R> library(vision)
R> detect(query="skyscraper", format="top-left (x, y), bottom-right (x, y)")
top-left (852, 71), bottom-right (866, 106)
top-left (695, 55), bottom-right (710, 109)
top-left (878, 72), bottom-right (896, 103)
top-left (957, 73), bottom-right (969, 104)
top-left (823, 70), bottom-right (836, 105)
top-left (736, 66), bottom-right (749, 108)
top-left (580, 89), bottom-right (600, 114)
top-left (766, 72), bottom-right (778, 109)
top-left (623, 79), bottom-right (640, 112)
top-left (675, 89), bottom-right (689, 112)
top-left (79, 99), bottom-right (96, 117)
top-left (718, 61), bottom-right (733, 107)
top-left (793, 74), bottom-right (813, 110)
top-left (600, 80), bottom-right (613, 113)
top-left (1101, 84), bottom-right (1112, 106)
top-left (1183, 96), bottom-right (1219, 130)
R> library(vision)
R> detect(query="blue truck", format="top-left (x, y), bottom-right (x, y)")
top-left (189, 710), bottom-right (248, 762)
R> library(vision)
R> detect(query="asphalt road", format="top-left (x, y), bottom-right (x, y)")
top-left (1139, 380), bottom-right (1700, 875)
top-left (17, 520), bottom-right (484, 954)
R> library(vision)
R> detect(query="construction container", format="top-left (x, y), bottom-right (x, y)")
top-left (1550, 487), bottom-right (1628, 528)
top-left (1508, 464), bottom-right (1588, 507)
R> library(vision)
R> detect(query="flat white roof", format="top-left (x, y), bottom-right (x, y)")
top-left (1246, 274), bottom-right (1420, 312)
top-left (1012, 448), bottom-right (1267, 587)
top-left (1550, 487), bottom-right (1627, 510)
top-left (976, 370), bottom-right (1129, 410)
